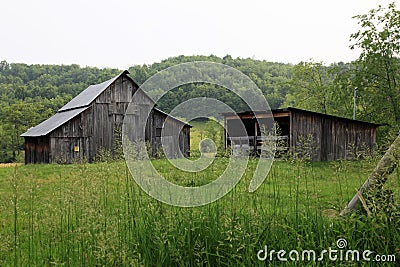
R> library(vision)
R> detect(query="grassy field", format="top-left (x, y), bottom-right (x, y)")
top-left (0, 156), bottom-right (399, 266)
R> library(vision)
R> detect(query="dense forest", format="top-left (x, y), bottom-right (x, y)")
top-left (1, 3), bottom-right (398, 163)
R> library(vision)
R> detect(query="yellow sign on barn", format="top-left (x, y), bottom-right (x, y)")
top-left (74, 146), bottom-right (80, 152)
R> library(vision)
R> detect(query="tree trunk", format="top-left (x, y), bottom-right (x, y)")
top-left (340, 133), bottom-right (400, 216)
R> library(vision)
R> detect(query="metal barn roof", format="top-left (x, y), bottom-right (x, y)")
top-left (21, 107), bottom-right (89, 137)
top-left (59, 70), bottom-right (129, 112)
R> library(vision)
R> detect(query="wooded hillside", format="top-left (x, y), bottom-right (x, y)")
top-left (0, 54), bottom-right (397, 162)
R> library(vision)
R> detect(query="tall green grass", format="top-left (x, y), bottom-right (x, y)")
top-left (0, 158), bottom-right (398, 266)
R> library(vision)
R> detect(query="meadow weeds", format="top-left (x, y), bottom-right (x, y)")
top-left (0, 157), bottom-right (399, 266)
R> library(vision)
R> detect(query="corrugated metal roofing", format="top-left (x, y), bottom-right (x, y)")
top-left (21, 107), bottom-right (89, 137)
top-left (59, 70), bottom-right (129, 112)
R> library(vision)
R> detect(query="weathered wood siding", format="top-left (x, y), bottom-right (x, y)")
top-left (24, 137), bottom-right (50, 163)
top-left (92, 75), bottom-right (141, 158)
top-left (290, 111), bottom-right (322, 160)
top-left (290, 110), bottom-right (377, 161)
top-left (122, 90), bottom-right (155, 157)
top-left (150, 110), bottom-right (190, 157)
top-left (49, 108), bottom-right (92, 163)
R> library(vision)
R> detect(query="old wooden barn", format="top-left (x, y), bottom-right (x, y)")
top-left (223, 107), bottom-right (380, 161)
top-left (21, 70), bottom-right (191, 164)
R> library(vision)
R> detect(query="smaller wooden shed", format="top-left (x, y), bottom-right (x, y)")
top-left (223, 107), bottom-right (380, 161)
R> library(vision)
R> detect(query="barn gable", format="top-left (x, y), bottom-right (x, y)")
top-left (21, 71), bottom-right (190, 163)
top-left (58, 70), bottom-right (154, 112)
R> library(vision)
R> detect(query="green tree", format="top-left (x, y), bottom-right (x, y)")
top-left (284, 60), bottom-right (335, 114)
top-left (341, 3), bottom-right (400, 216)
top-left (2, 101), bottom-right (39, 159)
top-left (350, 2), bottom-right (400, 125)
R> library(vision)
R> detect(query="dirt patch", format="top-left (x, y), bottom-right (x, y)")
top-left (322, 209), bottom-right (339, 218)
top-left (0, 163), bottom-right (23, 168)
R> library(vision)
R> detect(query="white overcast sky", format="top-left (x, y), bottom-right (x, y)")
top-left (0, 0), bottom-right (397, 69)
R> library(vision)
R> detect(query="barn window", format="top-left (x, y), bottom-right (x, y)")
top-left (156, 128), bottom-right (163, 137)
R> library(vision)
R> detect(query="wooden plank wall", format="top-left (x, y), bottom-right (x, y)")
top-left (290, 110), bottom-right (377, 161)
top-left (24, 137), bottom-right (50, 164)
top-left (290, 111), bottom-right (322, 160)
top-left (49, 108), bottom-right (93, 163)
top-left (151, 110), bottom-right (190, 158)
top-left (92, 75), bottom-right (142, 159)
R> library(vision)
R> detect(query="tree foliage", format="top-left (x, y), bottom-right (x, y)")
top-left (341, 3), bottom-right (400, 215)
top-left (128, 55), bottom-right (293, 115)
top-left (349, 2), bottom-right (400, 125)
top-left (284, 61), bottom-right (336, 114)
top-left (284, 2), bottom-right (400, 145)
